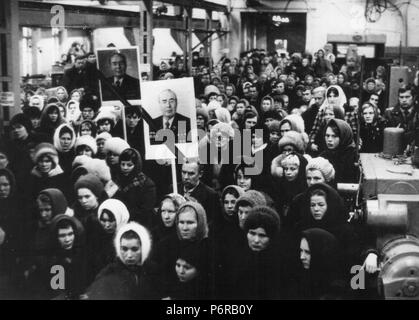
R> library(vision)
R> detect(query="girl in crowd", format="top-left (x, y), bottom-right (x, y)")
top-left (151, 201), bottom-right (211, 299)
top-left (291, 228), bottom-right (346, 299)
top-left (86, 222), bottom-right (156, 300)
top-left (78, 119), bottom-right (97, 138)
top-left (53, 124), bottom-right (76, 175)
top-left (320, 118), bottom-right (358, 183)
top-left (359, 102), bottom-right (385, 153)
top-left (69, 89), bottom-right (82, 103)
top-left (152, 194), bottom-right (186, 245)
top-left (74, 135), bottom-right (97, 158)
top-left (88, 199), bottom-right (130, 284)
top-left (38, 103), bottom-right (65, 140)
top-left (113, 148), bottom-right (156, 228)
top-left (95, 109), bottom-right (117, 135)
top-left (103, 137), bottom-right (130, 180)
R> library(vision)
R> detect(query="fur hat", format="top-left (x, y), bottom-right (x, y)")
top-left (235, 190), bottom-right (267, 210)
top-left (103, 137), bottom-right (130, 156)
top-left (72, 155), bottom-right (91, 170)
top-left (278, 131), bottom-right (307, 154)
top-left (210, 122), bottom-right (235, 140)
top-left (95, 108), bottom-right (117, 127)
top-left (306, 157), bottom-right (335, 182)
top-left (207, 100), bottom-right (221, 112)
top-left (281, 114), bottom-right (305, 134)
top-left (96, 132), bottom-right (112, 142)
top-left (114, 222), bottom-right (151, 265)
top-left (84, 158), bottom-right (112, 183)
top-left (98, 199), bottom-right (130, 229)
top-left (215, 107), bottom-right (231, 123)
top-left (75, 135), bottom-right (98, 155)
top-left (244, 205), bottom-right (281, 239)
top-left (196, 107), bottom-right (209, 122)
top-left (74, 173), bottom-right (104, 199)
top-left (204, 85), bottom-right (220, 97)
top-left (33, 143), bottom-right (59, 167)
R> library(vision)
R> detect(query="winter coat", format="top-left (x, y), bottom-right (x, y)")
top-left (384, 103), bottom-right (419, 149)
top-left (359, 118), bottom-right (386, 153)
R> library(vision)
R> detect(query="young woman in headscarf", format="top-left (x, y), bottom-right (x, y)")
top-left (320, 118), bottom-right (358, 183)
top-left (37, 103), bottom-right (65, 141)
top-left (53, 123), bottom-right (76, 176)
top-left (359, 102), bottom-right (386, 153)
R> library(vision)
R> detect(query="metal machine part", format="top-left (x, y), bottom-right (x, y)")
top-left (379, 236), bottom-right (419, 299)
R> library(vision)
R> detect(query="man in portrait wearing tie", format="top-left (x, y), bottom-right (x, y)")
top-left (150, 89), bottom-right (192, 144)
top-left (102, 52), bottom-right (141, 101)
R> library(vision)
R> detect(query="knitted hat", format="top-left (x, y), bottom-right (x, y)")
top-left (75, 135), bottom-right (98, 155)
top-left (95, 108), bottom-right (117, 127)
top-left (306, 157), bottom-right (335, 182)
top-left (114, 222), bottom-right (151, 265)
top-left (74, 173), bottom-right (104, 199)
top-left (72, 155), bottom-right (92, 170)
top-left (235, 189), bottom-right (267, 210)
top-left (278, 131), bottom-right (307, 154)
top-left (98, 199), bottom-right (130, 229)
top-left (9, 113), bottom-right (33, 133)
top-left (267, 120), bottom-right (281, 133)
top-left (204, 85), bottom-right (220, 97)
top-left (281, 114), bottom-right (306, 134)
top-left (196, 107), bottom-right (209, 122)
top-left (33, 143), bottom-right (59, 167)
top-left (177, 201), bottom-right (209, 241)
top-left (222, 185), bottom-right (245, 201)
top-left (207, 100), bottom-right (221, 112)
top-left (243, 205), bottom-right (281, 239)
top-left (214, 108), bottom-right (231, 123)
top-left (103, 137), bottom-right (130, 155)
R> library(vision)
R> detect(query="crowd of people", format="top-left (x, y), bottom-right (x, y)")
top-left (1, 44), bottom-right (419, 300)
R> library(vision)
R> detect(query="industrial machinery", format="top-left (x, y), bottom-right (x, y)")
top-left (359, 153), bottom-right (419, 299)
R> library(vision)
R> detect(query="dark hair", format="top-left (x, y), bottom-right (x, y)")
top-left (56, 219), bottom-right (74, 231)
top-left (234, 162), bottom-right (254, 179)
top-left (326, 122), bottom-right (340, 137)
top-left (121, 230), bottom-right (140, 241)
top-left (23, 106), bottom-right (42, 119)
top-left (37, 193), bottom-right (52, 206)
top-left (125, 105), bottom-right (141, 117)
top-left (309, 188), bottom-right (327, 200)
top-left (109, 52), bottom-right (127, 65)
top-left (398, 85), bottom-right (414, 96)
top-left (326, 87), bottom-right (339, 97)
top-left (100, 209), bottom-right (116, 222)
top-left (59, 125), bottom-right (73, 138)
top-left (119, 148), bottom-right (142, 173)
top-left (223, 187), bottom-right (241, 200)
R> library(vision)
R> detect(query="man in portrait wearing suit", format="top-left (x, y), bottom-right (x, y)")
top-left (102, 52), bottom-right (141, 101)
top-left (151, 89), bottom-right (192, 144)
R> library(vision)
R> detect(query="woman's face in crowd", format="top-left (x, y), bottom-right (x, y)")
top-left (337, 74), bottom-right (345, 84)
top-left (59, 132), bottom-right (72, 151)
top-left (324, 108), bottom-right (335, 122)
top-left (367, 82), bottom-right (376, 92)
top-left (238, 205), bottom-right (251, 230)
top-left (362, 106), bottom-right (375, 124)
top-left (80, 124), bottom-right (92, 136)
top-left (196, 115), bottom-right (205, 129)
top-left (247, 227), bottom-right (270, 252)
top-left (0, 175), bottom-right (11, 199)
top-left (100, 211), bottom-right (117, 234)
top-left (48, 109), bottom-right (59, 123)
top-left (120, 160), bottom-right (135, 176)
top-left (99, 120), bottom-right (111, 133)
top-left (161, 199), bottom-right (177, 227)
top-left (58, 226), bottom-right (75, 250)
top-left (300, 238), bottom-right (311, 269)
top-left (108, 152), bottom-right (119, 165)
top-left (57, 89), bottom-right (66, 101)
top-left (262, 99), bottom-right (272, 112)
top-left (77, 146), bottom-right (93, 158)
top-left (59, 106), bottom-right (65, 119)
top-left (236, 170), bottom-right (251, 191)
top-left (223, 193), bottom-right (237, 216)
top-left (327, 91), bottom-right (339, 107)
top-left (176, 258), bottom-right (198, 283)
top-left (310, 195), bottom-right (328, 220)
top-left (280, 122), bottom-right (291, 137)
top-left (0, 152), bottom-right (9, 169)
top-left (225, 86), bottom-right (234, 96)
top-left (236, 103), bottom-right (245, 116)
top-left (283, 163), bottom-right (299, 181)
top-left (71, 91), bottom-right (81, 102)
top-left (120, 238), bottom-right (142, 266)
top-left (325, 127), bottom-right (340, 150)
top-left (216, 95), bottom-right (224, 105)
top-left (38, 202), bottom-right (53, 225)
top-left (227, 99), bottom-right (237, 112)
top-left (282, 145), bottom-right (295, 155)
top-left (178, 209), bottom-right (198, 240)
top-left (77, 188), bottom-right (99, 211)
top-left (306, 169), bottom-right (326, 187)
top-left (269, 131), bottom-right (280, 144)
top-left (37, 155), bottom-right (53, 174)
top-left (97, 139), bottom-right (106, 155)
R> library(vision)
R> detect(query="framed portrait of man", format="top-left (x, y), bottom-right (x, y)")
top-left (141, 78), bottom-right (198, 160)
top-left (96, 46), bottom-right (141, 106)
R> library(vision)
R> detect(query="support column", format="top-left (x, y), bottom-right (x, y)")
top-left (205, 9), bottom-right (213, 71)
top-left (139, 0), bottom-right (153, 80)
top-left (183, 7), bottom-right (192, 76)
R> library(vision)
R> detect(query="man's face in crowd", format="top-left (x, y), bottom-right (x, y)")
top-left (11, 124), bottom-right (29, 140)
top-left (399, 90), bottom-right (413, 109)
top-left (369, 94), bottom-right (379, 107)
top-left (313, 91), bottom-right (325, 107)
top-left (126, 113), bottom-right (140, 128)
top-left (110, 54), bottom-right (127, 79)
top-left (74, 58), bottom-right (85, 70)
top-left (302, 90), bottom-right (312, 103)
top-left (82, 107), bottom-right (95, 120)
top-left (159, 90), bottom-right (177, 119)
top-left (181, 162), bottom-right (201, 189)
